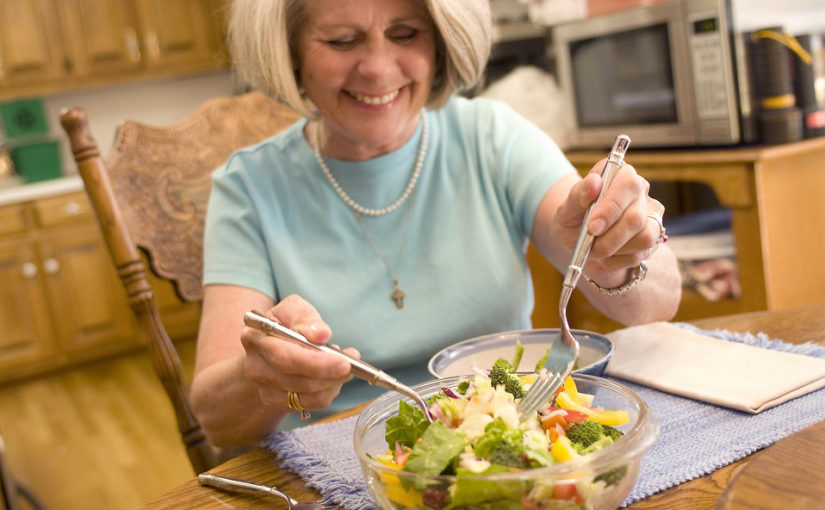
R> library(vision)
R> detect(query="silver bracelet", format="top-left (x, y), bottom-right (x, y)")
top-left (584, 260), bottom-right (648, 295)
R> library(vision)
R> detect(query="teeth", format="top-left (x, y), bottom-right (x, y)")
top-left (351, 89), bottom-right (399, 105)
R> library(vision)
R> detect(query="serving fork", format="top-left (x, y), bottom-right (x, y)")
top-left (198, 473), bottom-right (340, 509)
top-left (517, 134), bottom-right (631, 420)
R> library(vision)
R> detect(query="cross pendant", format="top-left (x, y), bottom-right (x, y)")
top-left (391, 282), bottom-right (405, 309)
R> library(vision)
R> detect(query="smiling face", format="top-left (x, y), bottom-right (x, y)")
top-left (297, 0), bottom-right (437, 161)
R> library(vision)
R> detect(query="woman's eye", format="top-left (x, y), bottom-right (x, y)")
top-left (328, 38), bottom-right (357, 49)
top-left (389, 28), bottom-right (418, 43)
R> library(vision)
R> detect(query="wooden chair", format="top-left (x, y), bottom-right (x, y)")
top-left (59, 92), bottom-right (301, 473)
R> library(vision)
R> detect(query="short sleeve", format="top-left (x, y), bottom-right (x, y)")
top-left (481, 99), bottom-right (577, 237)
top-left (202, 157), bottom-right (277, 299)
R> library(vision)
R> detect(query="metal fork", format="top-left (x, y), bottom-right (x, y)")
top-left (518, 134), bottom-right (631, 420)
top-left (198, 473), bottom-right (340, 509)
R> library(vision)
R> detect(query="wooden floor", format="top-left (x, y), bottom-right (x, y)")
top-left (0, 340), bottom-right (198, 510)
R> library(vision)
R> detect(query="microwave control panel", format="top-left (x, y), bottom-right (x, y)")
top-left (689, 14), bottom-right (731, 120)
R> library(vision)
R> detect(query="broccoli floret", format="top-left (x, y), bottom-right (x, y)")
top-left (566, 420), bottom-right (622, 449)
top-left (567, 421), bottom-right (624, 454)
top-left (488, 359), bottom-right (526, 399)
top-left (566, 421), bottom-right (603, 447)
top-left (488, 441), bottom-right (530, 469)
top-left (594, 465), bottom-right (628, 486)
top-left (602, 424), bottom-right (622, 441)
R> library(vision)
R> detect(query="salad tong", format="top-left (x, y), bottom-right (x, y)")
top-left (244, 310), bottom-right (433, 422)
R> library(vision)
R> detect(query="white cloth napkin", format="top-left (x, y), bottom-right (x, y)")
top-left (604, 322), bottom-right (825, 413)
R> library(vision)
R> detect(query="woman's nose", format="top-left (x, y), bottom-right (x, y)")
top-left (356, 40), bottom-right (397, 78)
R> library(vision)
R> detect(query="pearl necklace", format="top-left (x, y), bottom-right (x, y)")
top-left (313, 113), bottom-right (428, 216)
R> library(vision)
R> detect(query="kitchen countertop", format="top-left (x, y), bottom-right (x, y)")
top-left (0, 175), bottom-right (83, 206)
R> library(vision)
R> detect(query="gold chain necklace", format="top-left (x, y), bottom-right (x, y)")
top-left (353, 197), bottom-right (416, 308)
top-left (313, 115), bottom-right (427, 308)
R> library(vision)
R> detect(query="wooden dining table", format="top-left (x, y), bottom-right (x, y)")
top-left (142, 304), bottom-right (825, 510)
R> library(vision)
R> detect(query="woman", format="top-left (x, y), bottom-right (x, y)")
top-left (189, 0), bottom-right (681, 446)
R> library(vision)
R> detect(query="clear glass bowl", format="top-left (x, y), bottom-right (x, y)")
top-left (354, 374), bottom-right (658, 510)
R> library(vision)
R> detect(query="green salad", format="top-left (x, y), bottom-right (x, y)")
top-left (374, 349), bottom-right (632, 509)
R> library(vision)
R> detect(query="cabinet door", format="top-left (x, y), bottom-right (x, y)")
top-left (0, 0), bottom-right (66, 86)
top-left (0, 238), bottom-right (58, 371)
top-left (134, 0), bottom-right (213, 68)
top-left (37, 224), bottom-right (136, 354)
top-left (56, 0), bottom-right (143, 77)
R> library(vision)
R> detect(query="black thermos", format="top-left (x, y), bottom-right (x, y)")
top-left (794, 34), bottom-right (825, 139)
top-left (751, 27), bottom-right (804, 145)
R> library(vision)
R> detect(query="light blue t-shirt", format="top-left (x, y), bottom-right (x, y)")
top-left (203, 96), bottom-right (575, 429)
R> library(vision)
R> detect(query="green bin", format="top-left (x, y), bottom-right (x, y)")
top-left (10, 140), bottom-right (63, 183)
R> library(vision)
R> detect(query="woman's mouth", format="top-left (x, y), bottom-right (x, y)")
top-left (348, 89), bottom-right (400, 105)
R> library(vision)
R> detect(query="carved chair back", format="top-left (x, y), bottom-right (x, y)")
top-left (59, 92), bottom-right (301, 473)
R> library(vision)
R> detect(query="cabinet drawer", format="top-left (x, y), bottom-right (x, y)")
top-left (0, 204), bottom-right (27, 235)
top-left (33, 192), bottom-right (93, 228)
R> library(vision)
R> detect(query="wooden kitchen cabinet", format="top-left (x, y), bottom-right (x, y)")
top-left (54, 0), bottom-right (144, 79)
top-left (0, 0), bottom-right (229, 100)
top-left (530, 137), bottom-right (825, 333)
top-left (0, 192), bottom-right (138, 381)
top-left (0, 224), bottom-right (60, 372)
top-left (132, 0), bottom-right (215, 68)
top-left (35, 223), bottom-right (136, 355)
top-left (0, 0), bottom-right (67, 89)
top-left (0, 190), bottom-right (202, 383)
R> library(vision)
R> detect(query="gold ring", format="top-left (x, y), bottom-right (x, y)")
top-left (647, 213), bottom-right (667, 245)
top-left (287, 391), bottom-right (311, 421)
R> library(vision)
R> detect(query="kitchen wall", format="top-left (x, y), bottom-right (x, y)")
top-left (524, 0), bottom-right (825, 33)
top-left (733, 0), bottom-right (825, 34)
top-left (44, 70), bottom-right (235, 176)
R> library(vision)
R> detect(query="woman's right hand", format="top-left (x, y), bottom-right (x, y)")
top-left (192, 287), bottom-right (358, 445)
top-left (240, 294), bottom-right (357, 414)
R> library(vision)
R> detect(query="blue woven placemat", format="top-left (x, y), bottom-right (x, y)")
top-left (263, 325), bottom-right (825, 509)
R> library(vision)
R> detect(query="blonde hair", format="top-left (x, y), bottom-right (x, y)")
top-left (228, 0), bottom-right (492, 117)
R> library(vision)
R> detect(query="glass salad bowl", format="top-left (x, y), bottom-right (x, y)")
top-left (353, 374), bottom-right (658, 510)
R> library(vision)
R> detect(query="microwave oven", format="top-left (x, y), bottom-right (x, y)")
top-left (552, 0), bottom-right (756, 149)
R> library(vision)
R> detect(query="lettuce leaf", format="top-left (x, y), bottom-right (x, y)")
top-left (447, 465), bottom-right (527, 509)
top-left (473, 417), bottom-right (523, 459)
top-left (385, 400), bottom-right (430, 449)
top-left (403, 421), bottom-right (467, 476)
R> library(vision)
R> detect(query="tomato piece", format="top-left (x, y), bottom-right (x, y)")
top-left (553, 480), bottom-right (579, 500)
top-left (540, 413), bottom-right (569, 432)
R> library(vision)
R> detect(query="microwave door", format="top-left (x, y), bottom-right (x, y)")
top-left (554, 3), bottom-right (699, 148)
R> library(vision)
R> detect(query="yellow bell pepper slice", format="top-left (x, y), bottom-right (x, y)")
top-left (555, 392), bottom-right (630, 426)
top-left (377, 459), bottom-right (423, 508)
top-left (521, 373), bottom-right (539, 386)
top-left (385, 480), bottom-right (423, 508)
top-left (563, 376), bottom-right (579, 402)
top-left (551, 435), bottom-right (580, 462)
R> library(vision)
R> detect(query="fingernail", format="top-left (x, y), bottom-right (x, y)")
top-left (590, 218), bottom-right (606, 236)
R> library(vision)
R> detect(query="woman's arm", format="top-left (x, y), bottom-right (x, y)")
top-left (189, 285), bottom-right (355, 447)
top-left (531, 161), bottom-right (682, 326)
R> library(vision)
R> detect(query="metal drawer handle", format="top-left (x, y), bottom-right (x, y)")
top-left (22, 262), bottom-right (38, 279)
top-left (43, 258), bottom-right (60, 275)
top-left (64, 201), bottom-right (81, 215)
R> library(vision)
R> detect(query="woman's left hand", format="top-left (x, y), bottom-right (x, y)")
top-left (538, 158), bottom-right (666, 286)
